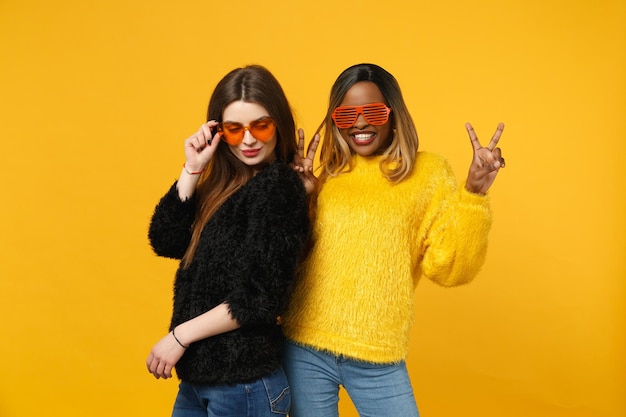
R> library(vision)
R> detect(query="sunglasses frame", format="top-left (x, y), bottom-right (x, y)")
top-left (217, 116), bottom-right (276, 146)
top-left (331, 102), bottom-right (392, 129)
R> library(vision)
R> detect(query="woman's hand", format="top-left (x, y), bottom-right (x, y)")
top-left (464, 122), bottom-right (505, 195)
top-left (146, 332), bottom-right (186, 379)
top-left (291, 128), bottom-right (320, 195)
top-left (183, 121), bottom-right (221, 173)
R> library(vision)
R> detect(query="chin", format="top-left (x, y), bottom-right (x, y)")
top-left (349, 143), bottom-right (380, 157)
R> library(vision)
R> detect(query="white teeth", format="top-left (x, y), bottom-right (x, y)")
top-left (354, 133), bottom-right (374, 140)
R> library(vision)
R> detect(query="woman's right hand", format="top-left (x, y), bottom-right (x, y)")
top-left (464, 122), bottom-right (505, 195)
top-left (146, 331), bottom-right (186, 380)
top-left (292, 128), bottom-right (320, 195)
top-left (176, 121), bottom-right (221, 200)
top-left (183, 121), bottom-right (221, 173)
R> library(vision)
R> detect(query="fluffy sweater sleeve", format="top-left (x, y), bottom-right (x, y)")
top-left (414, 156), bottom-right (492, 287)
top-left (147, 182), bottom-right (196, 260)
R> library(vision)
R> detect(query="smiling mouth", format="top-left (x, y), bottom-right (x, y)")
top-left (242, 149), bottom-right (261, 157)
top-left (351, 132), bottom-right (376, 145)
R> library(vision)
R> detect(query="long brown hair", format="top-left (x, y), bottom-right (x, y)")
top-left (181, 65), bottom-right (297, 267)
top-left (317, 63), bottom-right (419, 184)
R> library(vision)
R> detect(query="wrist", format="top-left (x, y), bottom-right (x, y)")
top-left (464, 185), bottom-right (485, 195)
top-left (464, 178), bottom-right (486, 195)
top-left (183, 162), bottom-right (205, 175)
top-left (171, 327), bottom-right (189, 349)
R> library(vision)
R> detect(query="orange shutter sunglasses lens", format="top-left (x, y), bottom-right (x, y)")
top-left (331, 103), bottom-right (392, 129)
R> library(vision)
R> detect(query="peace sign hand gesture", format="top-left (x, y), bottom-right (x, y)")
top-left (291, 128), bottom-right (321, 195)
top-left (464, 122), bottom-right (505, 195)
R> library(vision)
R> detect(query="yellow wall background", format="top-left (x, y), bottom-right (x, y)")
top-left (1, 0), bottom-right (624, 416)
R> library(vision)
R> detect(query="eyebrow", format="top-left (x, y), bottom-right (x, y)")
top-left (222, 115), bottom-right (271, 124)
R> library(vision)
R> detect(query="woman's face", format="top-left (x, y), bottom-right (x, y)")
top-left (222, 100), bottom-right (277, 167)
top-left (335, 81), bottom-right (393, 156)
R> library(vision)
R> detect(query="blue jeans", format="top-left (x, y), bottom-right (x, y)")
top-left (171, 367), bottom-right (291, 417)
top-left (283, 341), bottom-right (419, 417)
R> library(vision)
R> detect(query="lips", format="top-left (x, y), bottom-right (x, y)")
top-left (241, 149), bottom-right (261, 157)
top-left (350, 132), bottom-right (376, 146)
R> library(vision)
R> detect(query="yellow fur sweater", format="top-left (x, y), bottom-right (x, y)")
top-left (282, 152), bottom-right (492, 363)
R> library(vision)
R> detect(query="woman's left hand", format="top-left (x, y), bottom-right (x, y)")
top-left (146, 332), bottom-right (186, 379)
top-left (291, 128), bottom-right (320, 195)
top-left (464, 122), bottom-right (505, 195)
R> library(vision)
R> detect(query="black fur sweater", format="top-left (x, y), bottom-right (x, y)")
top-left (148, 161), bottom-right (309, 385)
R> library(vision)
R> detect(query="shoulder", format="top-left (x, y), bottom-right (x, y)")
top-left (256, 161), bottom-right (304, 192)
top-left (244, 161), bottom-right (306, 208)
top-left (397, 151), bottom-right (456, 192)
top-left (411, 151), bottom-right (454, 177)
top-left (415, 151), bottom-right (451, 170)
top-left (266, 160), bottom-right (300, 178)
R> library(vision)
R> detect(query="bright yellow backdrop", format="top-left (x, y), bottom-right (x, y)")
top-left (1, 0), bottom-right (624, 416)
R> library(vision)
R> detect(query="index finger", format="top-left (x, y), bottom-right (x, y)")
top-left (465, 122), bottom-right (482, 151)
top-left (201, 121), bottom-right (220, 143)
top-left (146, 353), bottom-right (154, 371)
top-left (297, 128), bottom-right (306, 158)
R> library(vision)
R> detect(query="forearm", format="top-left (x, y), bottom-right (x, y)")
top-left (172, 303), bottom-right (240, 347)
top-left (422, 188), bottom-right (492, 286)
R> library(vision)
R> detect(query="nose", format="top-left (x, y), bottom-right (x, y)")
top-left (353, 113), bottom-right (368, 129)
top-left (241, 129), bottom-right (257, 145)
